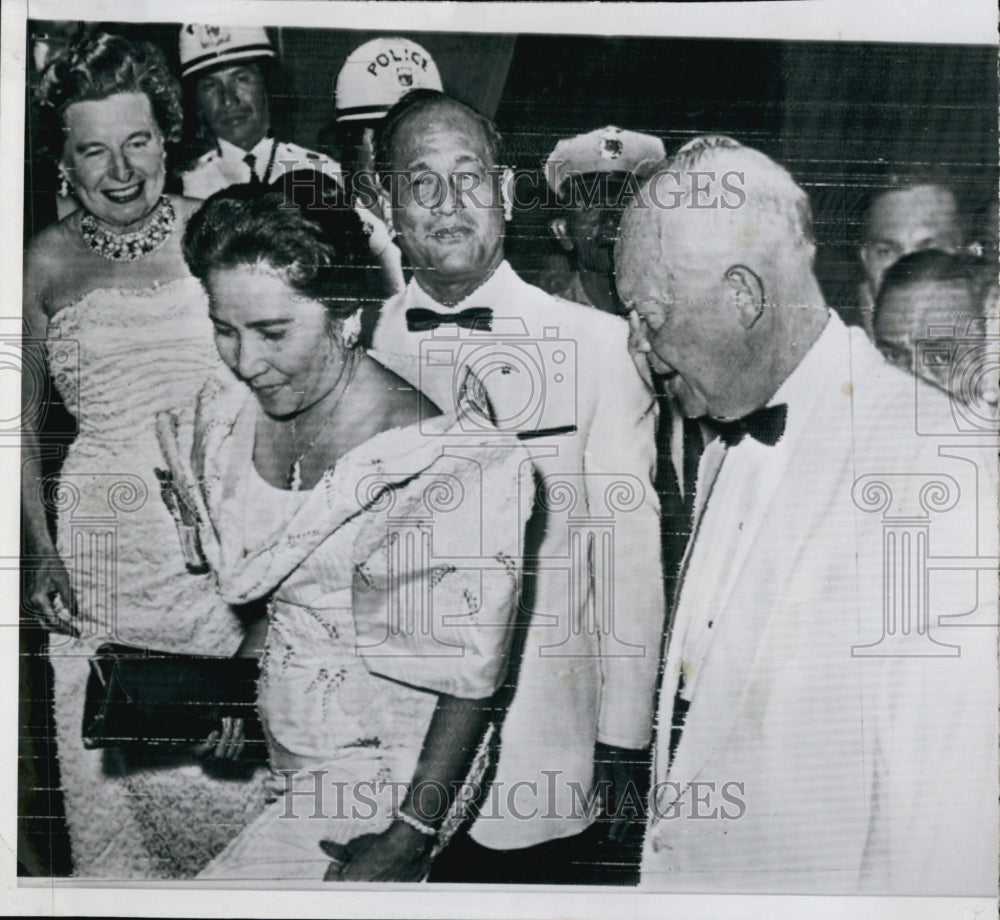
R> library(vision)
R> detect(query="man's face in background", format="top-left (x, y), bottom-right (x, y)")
top-left (195, 63), bottom-right (270, 151)
top-left (554, 173), bottom-right (633, 277)
top-left (860, 184), bottom-right (962, 299)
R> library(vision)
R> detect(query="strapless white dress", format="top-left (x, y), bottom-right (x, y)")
top-left (44, 278), bottom-right (267, 878)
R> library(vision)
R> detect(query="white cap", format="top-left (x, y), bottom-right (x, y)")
top-left (179, 25), bottom-right (275, 80)
top-left (546, 126), bottom-right (666, 197)
top-left (335, 37), bottom-right (443, 123)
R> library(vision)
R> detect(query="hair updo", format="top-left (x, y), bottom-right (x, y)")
top-left (35, 32), bottom-right (183, 163)
top-left (182, 170), bottom-right (386, 324)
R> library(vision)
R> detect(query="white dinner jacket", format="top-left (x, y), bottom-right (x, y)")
top-left (373, 260), bottom-right (665, 848)
top-left (641, 314), bottom-right (998, 894)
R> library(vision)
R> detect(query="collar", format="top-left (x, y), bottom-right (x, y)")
top-left (217, 134), bottom-right (275, 163)
top-left (406, 260), bottom-right (517, 311)
top-left (702, 311), bottom-right (842, 448)
top-left (769, 310), bottom-right (837, 413)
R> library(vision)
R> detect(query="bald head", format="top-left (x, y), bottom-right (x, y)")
top-left (375, 90), bottom-right (502, 178)
top-left (375, 91), bottom-right (510, 305)
top-left (617, 136), bottom-right (815, 275)
top-left (614, 135), bottom-right (828, 419)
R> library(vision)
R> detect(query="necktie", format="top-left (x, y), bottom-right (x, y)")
top-left (244, 153), bottom-right (260, 185)
top-left (701, 403), bottom-right (787, 447)
top-left (405, 306), bottom-right (493, 332)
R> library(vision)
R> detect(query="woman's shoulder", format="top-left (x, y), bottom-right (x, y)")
top-left (362, 354), bottom-right (443, 431)
top-left (26, 215), bottom-right (78, 272)
top-left (24, 216), bottom-right (85, 317)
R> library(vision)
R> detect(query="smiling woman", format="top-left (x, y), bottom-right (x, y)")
top-left (22, 33), bottom-right (269, 878)
top-left (62, 92), bottom-right (167, 231)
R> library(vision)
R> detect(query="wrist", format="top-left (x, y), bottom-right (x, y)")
top-left (393, 806), bottom-right (439, 839)
top-left (389, 814), bottom-right (436, 852)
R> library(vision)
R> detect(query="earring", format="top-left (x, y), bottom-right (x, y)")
top-left (57, 163), bottom-right (71, 198)
top-left (339, 308), bottom-right (363, 350)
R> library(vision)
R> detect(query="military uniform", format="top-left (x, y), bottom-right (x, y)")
top-left (181, 135), bottom-right (342, 200)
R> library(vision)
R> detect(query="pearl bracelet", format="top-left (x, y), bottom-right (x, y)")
top-left (393, 809), bottom-right (438, 838)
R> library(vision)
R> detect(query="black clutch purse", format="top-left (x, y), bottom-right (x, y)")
top-left (82, 642), bottom-right (267, 761)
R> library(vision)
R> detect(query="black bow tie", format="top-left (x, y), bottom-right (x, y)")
top-left (702, 403), bottom-right (788, 447)
top-left (406, 306), bottom-right (493, 333)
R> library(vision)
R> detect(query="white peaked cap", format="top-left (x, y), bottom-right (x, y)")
top-left (179, 25), bottom-right (275, 80)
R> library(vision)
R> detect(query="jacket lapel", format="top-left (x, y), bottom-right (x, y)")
top-left (661, 323), bottom-right (848, 796)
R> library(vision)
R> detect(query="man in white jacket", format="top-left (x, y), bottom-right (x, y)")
top-left (616, 135), bottom-right (998, 895)
top-left (370, 91), bottom-right (665, 883)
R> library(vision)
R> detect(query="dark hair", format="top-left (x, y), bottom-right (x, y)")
top-left (182, 170), bottom-right (387, 320)
top-left (34, 32), bottom-right (183, 163)
top-left (857, 164), bottom-right (964, 245)
top-left (374, 89), bottom-right (503, 185)
top-left (876, 248), bottom-right (993, 311)
top-left (317, 118), bottom-right (379, 206)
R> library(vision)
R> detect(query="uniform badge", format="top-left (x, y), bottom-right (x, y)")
top-left (599, 134), bottom-right (624, 160)
top-left (190, 24), bottom-right (230, 49)
top-left (396, 65), bottom-right (414, 87)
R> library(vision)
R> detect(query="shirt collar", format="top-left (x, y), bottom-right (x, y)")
top-left (217, 134), bottom-right (274, 163)
top-left (767, 310), bottom-right (847, 430)
top-left (406, 260), bottom-right (516, 310)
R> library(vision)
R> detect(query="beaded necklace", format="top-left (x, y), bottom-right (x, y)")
top-left (79, 196), bottom-right (176, 262)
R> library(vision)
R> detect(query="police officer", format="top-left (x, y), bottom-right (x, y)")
top-left (542, 126), bottom-right (665, 315)
top-left (316, 37), bottom-right (445, 295)
top-left (332, 36), bottom-right (443, 189)
top-left (179, 24), bottom-right (340, 197)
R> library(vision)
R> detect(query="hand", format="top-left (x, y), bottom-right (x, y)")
top-left (593, 742), bottom-right (651, 844)
top-left (322, 820), bottom-right (434, 882)
top-left (193, 716), bottom-right (245, 760)
top-left (25, 557), bottom-right (79, 636)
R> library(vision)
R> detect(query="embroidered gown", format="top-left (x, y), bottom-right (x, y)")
top-left (185, 367), bottom-right (530, 880)
top-left (43, 278), bottom-right (268, 878)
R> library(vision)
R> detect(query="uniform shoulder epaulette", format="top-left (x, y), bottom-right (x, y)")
top-left (281, 141), bottom-right (331, 163)
top-left (194, 148), bottom-right (220, 167)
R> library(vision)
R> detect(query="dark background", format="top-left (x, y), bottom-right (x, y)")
top-left (24, 24), bottom-right (998, 287)
top-left (20, 20), bottom-right (998, 876)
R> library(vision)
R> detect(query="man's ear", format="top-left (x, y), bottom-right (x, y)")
top-left (500, 166), bottom-right (515, 222)
top-left (858, 243), bottom-right (874, 276)
top-left (549, 216), bottom-right (574, 252)
top-left (376, 181), bottom-right (395, 237)
top-left (725, 264), bottom-right (765, 329)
